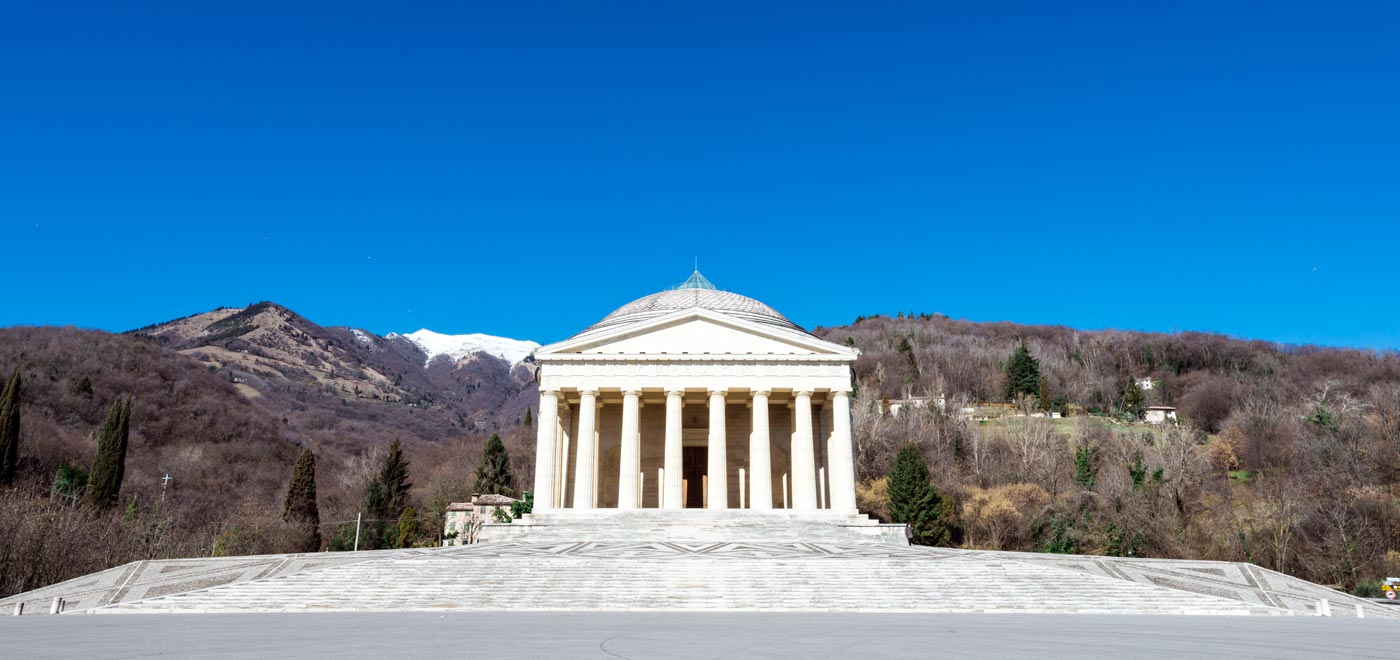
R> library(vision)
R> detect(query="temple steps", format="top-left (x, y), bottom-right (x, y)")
top-left (14, 514), bottom-right (1390, 618)
top-left (98, 542), bottom-right (1282, 616)
top-left (479, 510), bottom-right (909, 545)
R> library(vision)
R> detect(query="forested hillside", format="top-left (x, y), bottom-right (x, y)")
top-left (816, 313), bottom-right (1400, 593)
top-left (0, 320), bottom-right (536, 598)
top-left (4, 307), bottom-right (1398, 599)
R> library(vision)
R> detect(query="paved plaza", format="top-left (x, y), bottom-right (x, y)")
top-left (3, 611), bottom-right (1396, 659)
top-left (5, 524), bottom-right (1394, 617)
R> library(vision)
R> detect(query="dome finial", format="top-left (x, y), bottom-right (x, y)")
top-left (677, 268), bottom-right (716, 291)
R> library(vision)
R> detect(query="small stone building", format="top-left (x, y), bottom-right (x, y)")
top-left (442, 494), bottom-right (520, 546)
top-left (1144, 406), bottom-right (1178, 425)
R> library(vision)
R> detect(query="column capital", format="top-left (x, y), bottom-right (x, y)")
top-left (830, 389), bottom-right (852, 398)
top-left (621, 389), bottom-right (642, 397)
top-left (579, 389), bottom-right (599, 398)
top-left (751, 389), bottom-right (771, 398)
top-left (794, 390), bottom-right (813, 398)
top-left (708, 388), bottom-right (728, 398)
top-left (539, 388), bottom-right (560, 397)
top-left (665, 388), bottom-right (686, 398)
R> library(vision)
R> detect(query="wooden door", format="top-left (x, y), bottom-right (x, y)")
top-left (682, 447), bottom-right (707, 508)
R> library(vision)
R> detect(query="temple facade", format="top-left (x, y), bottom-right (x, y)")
top-left (530, 272), bottom-right (859, 513)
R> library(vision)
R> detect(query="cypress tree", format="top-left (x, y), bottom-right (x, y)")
top-left (0, 370), bottom-right (21, 486)
top-left (1003, 344), bottom-right (1042, 401)
top-left (394, 507), bottom-right (419, 548)
top-left (472, 433), bottom-right (514, 496)
top-left (378, 438), bottom-right (411, 515)
top-left (113, 398), bottom-right (131, 493)
top-left (887, 442), bottom-right (953, 546)
top-left (1037, 377), bottom-right (1053, 412)
top-left (523, 406), bottom-right (532, 428)
top-left (283, 448), bottom-right (322, 552)
top-left (85, 397), bottom-right (130, 508)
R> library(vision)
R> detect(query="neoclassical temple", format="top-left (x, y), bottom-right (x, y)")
top-left (530, 272), bottom-right (859, 513)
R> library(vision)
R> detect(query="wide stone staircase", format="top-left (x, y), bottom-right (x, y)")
top-left (8, 511), bottom-right (1394, 618)
top-left (478, 509), bottom-right (909, 545)
top-left (95, 540), bottom-right (1284, 615)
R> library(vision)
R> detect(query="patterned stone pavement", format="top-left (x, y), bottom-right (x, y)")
top-left (973, 550), bottom-right (1399, 618)
top-left (5, 527), bottom-right (1394, 618)
top-left (0, 548), bottom-right (434, 616)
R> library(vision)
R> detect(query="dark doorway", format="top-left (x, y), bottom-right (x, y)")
top-left (682, 447), bottom-right (707, 508)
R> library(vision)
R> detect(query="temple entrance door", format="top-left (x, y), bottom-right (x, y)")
top-left (682, 447), bottom-right (707, 508)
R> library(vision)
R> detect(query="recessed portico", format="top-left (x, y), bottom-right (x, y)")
top-left (530, 272), bottom-right (859, 515)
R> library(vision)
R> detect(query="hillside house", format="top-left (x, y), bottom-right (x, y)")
top-left (1144, 406), bottom-right (1178, 425)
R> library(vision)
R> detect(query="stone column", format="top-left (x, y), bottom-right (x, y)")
top-left (708, 389), bottom-right (728, 509)
top-left (664, 389), bottom-right (684, 509)
top-left (748, 390), bottom-right (773, 510)
top-left (556, 404), bottom-right (571, 508)
top-left (532, 389), bottom-right (559, 511)
top-left (572, 390), bottom-right (598, 509)
top-left (790, 390), bottom-right (818, 510)
top-left (829, 389), bottom-right (858, 513)
top-left (617, 390), bottom-right (642, 509)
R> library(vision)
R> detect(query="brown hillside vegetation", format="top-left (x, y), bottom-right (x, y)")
top-left (818, 313), bottom-right (1400, 592)
top-left (0, 324), bottom-right (533, 598)
top-left (0, 326), bottom-right (294, 595)
top-left (4, 307), bottom-right (1399, 598)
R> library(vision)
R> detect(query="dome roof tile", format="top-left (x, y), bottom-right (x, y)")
top-left (587, 272), bottom-right (804, 333)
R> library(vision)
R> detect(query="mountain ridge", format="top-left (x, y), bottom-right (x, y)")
top-left (133, 302), bottom-right (539, 450)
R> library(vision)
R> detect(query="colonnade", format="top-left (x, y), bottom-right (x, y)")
top-left (531, 388), bottom-right (857, 513)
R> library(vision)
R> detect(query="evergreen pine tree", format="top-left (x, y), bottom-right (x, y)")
top-left (1003, 344), bottom-right (1042, 401)
top-left (1073, 443), bottom-right (1097, 490)
top-left (1127, 450), bottom-right (1148, 489)
top-left (1122, 378), bottom-right (1146, 420)
top-left (0, 369), bottom-right (21, 486)
top-left (85, 397), bottom-right (130, 508)
top-left (282, 448), bottom-right (322, 552)
top-left (361, 477), bottom-right (386, 550)
top-left (887, 442), bottom-right (953, 546)
top-left (523, 406), bottom-right (532, 427)
top-left (896, 336), bottom-right (919, 385)
top-left (472, 433), bottom-right (515, 496)
top-left (363, 439), bottom-right (411, 549)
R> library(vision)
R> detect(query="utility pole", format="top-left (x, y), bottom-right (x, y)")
top-left (353, 512), bottom-right (362, 551)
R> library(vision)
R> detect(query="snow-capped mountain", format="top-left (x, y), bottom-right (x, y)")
top-left (394, 329), bottom-right (539, 366)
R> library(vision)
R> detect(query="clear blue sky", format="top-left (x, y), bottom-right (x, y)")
top-left (3, 2), bottom-right (1397, 347)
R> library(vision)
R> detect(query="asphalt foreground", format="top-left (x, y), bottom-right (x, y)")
top-left (1, 612), bottom-right (1395, 660)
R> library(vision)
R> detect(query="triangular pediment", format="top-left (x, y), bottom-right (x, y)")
top-left (536, 309), bottom-right (856, 359)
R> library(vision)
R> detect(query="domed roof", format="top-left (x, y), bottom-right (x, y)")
top-left (588, 271), bottom-right (804, 333)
